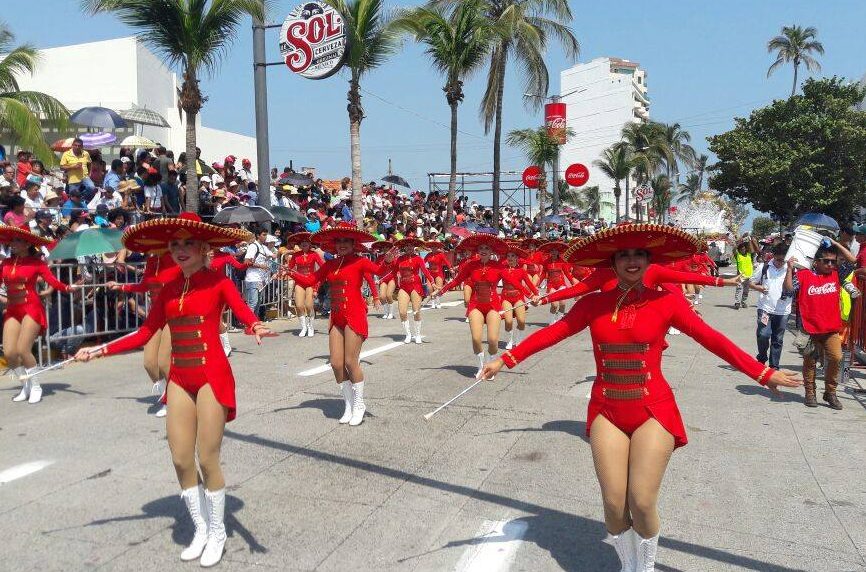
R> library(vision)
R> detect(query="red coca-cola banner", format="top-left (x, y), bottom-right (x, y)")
top-left (545, 102), bottom-right (567, 144)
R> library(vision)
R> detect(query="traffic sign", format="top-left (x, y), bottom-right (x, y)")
top-left (565, 163), bottom-right (589, 187)
top-left (522, 166), bottom-right (541, 189)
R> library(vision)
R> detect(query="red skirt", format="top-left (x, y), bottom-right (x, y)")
top-left (4, 302), bottom-right (47, 333)
top-left (466, 298), bottom-right (502, 316)
top-left (330, 308), bottom-right (369, 340)
top-left (167, 357), bottom-right (238, 422)
top-left (586, 395), bottom-right (687, 448)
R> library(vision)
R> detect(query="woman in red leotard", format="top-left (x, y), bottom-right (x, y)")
top-left (500, 244), bottom-right (538, 350)
top-left (76, 213), bottom-right (274, 567)
top-left (289, 225), bottom-right (394, 426)
top-left (283, 232), bottom-right (324, 337)
top-left (521, 238), bottom-right (546, 288)
top-left (371, 240), bottom-right (397, 320)
top-left (479, 224), bottom-right (801, 571)
top-left (433, 234), bottom-right (509, 378)
top-left (208, 248), bottom-right (250, 356)
top-left (110, 249), bottom-right (181, 417)
top-left (1, 226), bottom-right (80, 404)
top-left (538, 241), bottom-right (574, 323)
top-left (394, 238), bottom-right (435, 344)
top-left (424, 241), bottom-right (451, 309)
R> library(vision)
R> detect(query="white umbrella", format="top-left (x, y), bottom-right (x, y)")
top-left (120, 135), bottom-right (158, 148)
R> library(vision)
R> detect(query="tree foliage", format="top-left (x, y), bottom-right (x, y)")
top-left (752, 216), bottom-right (776, 239)
top-left (708, 77), bottom-right (866, 224)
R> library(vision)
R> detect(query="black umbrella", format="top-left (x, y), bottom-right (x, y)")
top-left (212, 205), bottom-right (274, 225)
top-left (270, 206), bottom-right (306, 223)
top-left (382, 174), bottom-right (410, 188)
top-left (278, 173), bottom-right (315, 187)
top-left (70, 106), bottom-right (128, 129)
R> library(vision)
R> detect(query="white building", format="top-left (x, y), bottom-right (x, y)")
top-left (559, 57), bottom-right (649, 221)
top-left (8, 36), bottom-right (256, 170)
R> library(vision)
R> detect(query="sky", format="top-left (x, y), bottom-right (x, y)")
top-left (5, 1), bottom-right (866, 221)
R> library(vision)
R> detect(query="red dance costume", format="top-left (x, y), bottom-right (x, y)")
top-left (286, 250), bottom-right (324, 278)
top-left (522, 251), bottom-right (546, 276)
top-left (502, 287), bottom-right (771, 447)
top-left (292, 254), bottom-right (388, 339)
top-left (210, 251), bottom-right (248, 272)
top-left (542, 264), bottom-right (725, 305)
top-left (441, 259), bottom-right (507, 316)
top-left (670, 253), bottom-right (716, 276)
top-left (425, 252), bottom-right (451, 280)
top-left (395, 254), bottom-right (434, 296)
top-left (104, 268), bottom-right (260, 421)
top-left (375, 254), bottom-right (396, 289)
top-left (121, 252), bottom-right (181, 296)
top-left (500, 264), bottom-right (539, 305)
top-left (542, 260), bottom-right (574, 291)
top-left (1, 256), bottom-right (72, 331)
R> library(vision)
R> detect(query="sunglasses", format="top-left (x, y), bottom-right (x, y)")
top-left (816, 258), bottom-right (838, 265)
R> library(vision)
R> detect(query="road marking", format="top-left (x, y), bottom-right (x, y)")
top-left (0, 460), bottom-right (54, 485)
top-left (454, 518), bottom-right (528, 572)
top-left (297, 341), bottom-right (405, 377)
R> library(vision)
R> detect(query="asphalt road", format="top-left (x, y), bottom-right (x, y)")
top-left (2, 286), bottom-right (866, 571)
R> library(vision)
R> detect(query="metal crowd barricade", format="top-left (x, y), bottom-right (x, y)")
top-left (38, 260), bottom-right (148, 365)
top-left (843, 277), bottom-right (866, 383)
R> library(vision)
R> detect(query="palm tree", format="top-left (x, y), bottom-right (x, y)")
top-left (506, 126), bottom-right (572, 220)
top-left (570, 185), bottom-right (610, 219)
top-left (325, 0), bottom-right (399, 225)
top-left (83, 0), bottom-right (268, 213)
top-left (649, 174), bottom-right (671, 223)
top-left (677, 172), bottom-right (701, 204)
top-left (694, 153), bottom-right (709, 189)
top-left (450, 0), bottom-right (579, 227)
top-left (661, 122), bottom-right (695, 188)
top-left (767, 25), bottom-right (824, 97)
top-left (594, 143), bottom-right (630, 222)
top-left (394, 1), bottom-right (493, 227)
top-left (0, 23), bottom-right (69, 163)
top-left (620, 121), bottom-right (670, 218)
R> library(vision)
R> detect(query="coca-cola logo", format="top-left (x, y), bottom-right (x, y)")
top-left (279, 1), bottom-right (348, 80)
top-left (807, 282), bottom-right (837, 296)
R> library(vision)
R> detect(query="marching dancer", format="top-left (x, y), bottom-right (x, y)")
top-left (433, 235), bottom-right (509, 378)
top-left (1, 226), bottom-right (80, 403)
top-left (538, 241), bottom-right (574, 323)
top-left (479, 224), bottom-right (801, 572)
top-left (209, 248), bottom-right (250, 356)
top-left (521, 237), bottom-right (546, 287)
top-left (500, 244), bottom-right (538, 350)
top-left (424, 240), bottom-right (451, 309)
top-left (371, 240), bottom-right (397, 319)
top-left (289, 225), bottom-right (394, 426)
top-left (76, 213), bottom-right (273, 567)
top-left (283, 232), bottom-right (324, 337)
top-left (110, 250), bottom-right (180, 417)
top-left (394, 238), bottom-right (435, 344)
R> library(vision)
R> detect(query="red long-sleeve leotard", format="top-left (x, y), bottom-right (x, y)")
top-left (542, 264), bottom-right (724, 305)
top-left (440, 259), bottom-right (506, 315)
top-left (292, 254), bottom-right (389, 338)
top-left (500, 264), bottom-right (538, 305)
top-left (286, 250), bottom-right (324, 277)
top-left (103, 268), bottom-right (260, 421)
top-left (501, 287), bottom-right (770, 447)
top-left (542, 260), bottom-right (574, 290)
top-left (425, 252), bottom-right (451, 280)
top-left (522, 250), bottom-right (547, 276)
top-left (210, 251), bottom-right (248, 272)
top-left (375, 253), bottom-right (396, 287)
top-left (2, 256), bottom-right (73, 332)
top-left (121, 252), bottom-right (181, 296)
top-left (395, 254), bottom-right (435, 296)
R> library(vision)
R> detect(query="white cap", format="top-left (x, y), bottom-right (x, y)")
top-left (200, 175), bottom-right (211, 183)
top-left (265, 234), bottom-right (278, 244)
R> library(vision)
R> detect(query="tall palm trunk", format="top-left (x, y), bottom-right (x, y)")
top-left (180, 70), bottom-right (201, 214)
top-left (624, 175), bottom-right (630, 221)
top-left (491, 50), bottom-right (507, 230)
top-left (348, 74), bottom-right (364, 226)
top-left (538, 167), bottom-right (547, 232)
top-left (791, 59), bottom-right (799, 97)
top-left (614, 182), bottom-right (621, 223)
top-left (446, 96), bottom-right (458, 227)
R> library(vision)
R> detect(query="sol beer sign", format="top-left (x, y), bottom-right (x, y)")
top-left (279, 1), bottom-right (348, 80)
top-left (522, 166), bottom-right (541, 189)
top-left (565, 163), bottom-right (589, 187)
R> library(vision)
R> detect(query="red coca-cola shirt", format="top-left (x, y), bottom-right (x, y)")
top-left (796, 269), bottom-right (841, 334)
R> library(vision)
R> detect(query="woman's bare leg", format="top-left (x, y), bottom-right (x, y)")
top-left (397, 289), bottom-right (410, 322)
top-left (410, 290), bottom-right (422, 321)
top-left (195, 384), bottom-right (229, 491)
top-left (157, 327), bottom-right (171, 380)
top-left (16, 316), bottom-right (42, 369)
top-left (589, 415), bottom-right (632, 534)
top-left (166, 382), bottom-right (199, 489)
top-left (294, 285), bottom-right (308, 317)
top-left (468, 309), bottom-right (485, 355)
top-left (343, 327), bottom-right (365, 383)
top-left (485, 310), bottom-right (501, 356)
top-left (627, 419), bottom-right (674, 538)
top-left (3, 318), bottom-right (23, 369)
top-left (329, 326), bottom-right (346, 384)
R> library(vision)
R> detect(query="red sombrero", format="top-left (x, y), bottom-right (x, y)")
top-left (311, 224), bottom-right (376, 253)
top-left (563, 223), bottom-right (700, 267)
top-left (456, 234), bottom-right (508, 255)
top-left (538, 241), bottom-right (567, 254)
top-left (0, 225), bottom-right (52, 247)
top-left (426, 240), bottom-right (444, 249)
top-left (522, 237), bottom-right (543, 248)
top-left (286, 232), bottom-right (312, 246)
top-left (503, 244), bottom-right (528, 258)
top-left (370, 240), bottom-right (393, 252)
top-left (122, 213), bottom-right (252, 253)
top-left (394, 237), bottom-right (425, 250)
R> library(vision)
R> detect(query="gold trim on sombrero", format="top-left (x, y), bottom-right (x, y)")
top-left (0, 225), bottom-right (52, 247)
top-left (122, 217), bottom-right (252, 253)
top-left (311, 226), bottom-right (377, 252)
top-left (394, 237), bottom-right (425, 249)
top-left (563, 224), bottom-right (700, 267)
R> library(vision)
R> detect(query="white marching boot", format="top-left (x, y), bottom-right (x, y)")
top-left (200, 488), bottom-right (227, 567)
top-left (549, 312), bottom-right (557, 325)
top-left (220, 332), bottom-right (232, 356)
top-left (338, 381), bottom-right (353, 424)
top-left (475, 351), bottom-right (486, 379)
top-left (12, 367), bottom-right (29, 402)
top-left (27, 376), bottom-right (42, 404)
top-left (307, 317), bottom-right (315, 337)
top-left (154, 382), bottom-right (167, 418)
top-left (298, 315), bottom-right (308, 337)
top-left (180, 486), bottom-right (209, 561)
top-left (505, 330), bottom-right (515, 350)
top-left (413, 320), bottom-right (422, 344)
top-left (349, 381), bottom-right (366, 426)
top-left (402, 320), bottom-right (412, 344)
top-left (604, 529), bottom-right (637, 572)
top-left (390, 302), bottom-right (398, 319)
top-left (635, 533), bottom-right (659, 572)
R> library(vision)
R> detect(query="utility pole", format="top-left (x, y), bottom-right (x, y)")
top-left (550, 94), bottom-right (562, 215)
top-left (252, 14), bottom-right (272, 217)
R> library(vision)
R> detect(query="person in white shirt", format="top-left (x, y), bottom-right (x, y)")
top-left (88, 186), bottom-right (123, 211)
top-left (242, 228), bottom-right (276, 317)
top-left (21, 181), bottom-right (43, 210)
top-left (748, 243), bottom-right (792, 369)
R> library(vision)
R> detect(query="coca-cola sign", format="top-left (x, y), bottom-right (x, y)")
top-left (807, 282), bottom-right (837, 296)
top-left (279, 1), bottom-right (348, 80)
top-left (522, 166), bottom-right (541, 189)
top-left (545, 102), bottom-right (567, 144)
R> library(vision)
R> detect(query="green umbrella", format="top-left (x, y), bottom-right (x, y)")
top-left (270, 206), bottom-right (306, 223)
top-left (47, 228), bottom-right (124, 260)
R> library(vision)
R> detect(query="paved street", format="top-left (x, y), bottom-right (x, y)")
top-left (2, 286), bottom-right (866, 571)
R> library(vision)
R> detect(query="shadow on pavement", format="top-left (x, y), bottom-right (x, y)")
top-left (86, 494), bottom-right (266, 555)
top-left (420, 364), bottom-right (479, 378)
top-left (483, 420), bottom-right (590, 443)
top-left (735, 384), bottom-right (797, 403)
top-left (39, 383), bottom-right (87, 397)
top-left (224, 430), bottom-right (800, 571)
top-left (273, 398), bottom-right (342, 419)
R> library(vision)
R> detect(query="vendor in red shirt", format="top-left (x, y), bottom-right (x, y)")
top-left (785, 245), bottom-right (844, 409)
